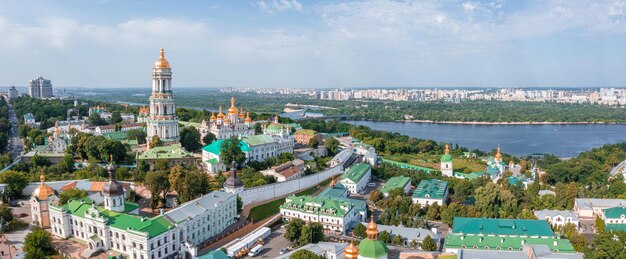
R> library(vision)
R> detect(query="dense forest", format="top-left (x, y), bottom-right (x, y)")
top-left (81, 88), bottom-right (626, 123)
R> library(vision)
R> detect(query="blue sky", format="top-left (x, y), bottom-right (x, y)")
top-left (1, 0), bottom-right (625, 88)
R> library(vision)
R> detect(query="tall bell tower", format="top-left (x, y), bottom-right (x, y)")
top-left (146, 48), bottom-right (179, 146)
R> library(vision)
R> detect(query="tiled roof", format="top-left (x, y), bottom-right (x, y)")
top-left (242, 135), bottom-right (276, 146)
top-left (340, 163), bottom-right (371, 183)
top-left (164, 191), bottom-right (234, 224)
top-left (451, 217), bottom-right (555, 237)
top-left (605, 223), bottom-right (626, 232)
top-left (534, 210), bottom-right (579, 220)
top-left (575, 198), bottom-right (626, 210)
top-left (412, 179), bottom-right (448, 199)
top-left (380, 176), bottom-right (411, 194)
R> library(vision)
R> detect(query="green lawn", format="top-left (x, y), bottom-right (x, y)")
top-left (247, 178), bottom-right (332, 222)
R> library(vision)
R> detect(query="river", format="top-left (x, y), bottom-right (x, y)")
top-left (346, 121), bottom-right (626, 157)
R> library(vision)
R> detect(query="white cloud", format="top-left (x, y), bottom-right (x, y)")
top-left (257, 0), bottom-right (303, 13)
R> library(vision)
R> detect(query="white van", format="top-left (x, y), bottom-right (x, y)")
top-left (248, 244), bottom-right (264, 257)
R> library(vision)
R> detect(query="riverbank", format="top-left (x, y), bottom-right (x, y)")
top-left (399, 120), bottom-right (623, 125)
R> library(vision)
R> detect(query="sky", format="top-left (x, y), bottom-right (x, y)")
top-left (0, 0), bottom-right (625, 88)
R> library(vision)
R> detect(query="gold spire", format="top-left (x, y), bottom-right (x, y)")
top-left (274, 114), bottom-right (279, 123)
top-left (245, 112), bottom-right (252, 123)
top-left (366, 216), bottom-right (379, 240)
top-left (217, 105), bottom-right (224, 119)
top-left (210, 111), bottom-right (216, 121)
top-left (496, 145), bottom-right (502, 161)
top-left (224, 116), bottom-right (231, 124)
top-left (32, 171), bottom-right (55, 201)
top-left (154, 48), bottom-right (171, 68)
top-left (444, 143), bottom-right (449, 155)
top-left (330, 177), bottom-right (336, 188)
top-left (228, 96), bottom-right (238, 114)
top-left (344, 241), bottom-right (359, 259)
top-left (239, 107), bottom-right (245, 119)
top-left (40, 172), bottom-right (45, 183)
top-left (67, 122), bottom-right (71, 132)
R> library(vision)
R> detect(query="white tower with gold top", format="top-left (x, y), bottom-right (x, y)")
top-left (146, 48), bottom-right (179, 146)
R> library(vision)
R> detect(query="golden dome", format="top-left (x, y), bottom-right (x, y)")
top-left (239, 107), bottom-right (245, 119)
top-left (217, 106), bottom-right (225, 119)
top-left (54, 121), bottom-right (60, 135)
top-left (245, 112), bottom-right (252, 123)
top-left (154, 48), bottom-right (171, 69)
top-left (445, 143), bottom-right (449, 155)
top-left (228, 97), bottom-right (238, 114)
top-left (224, 117), bottom-right (231, 124)
top-left (366, 216), bottom-right (379, 240)
top-left (210, 112), bottom-right (217, 121)
top-left (32, 173), bottom-right (55, 201)
top-left (344, 241), bottom-right (359, 259)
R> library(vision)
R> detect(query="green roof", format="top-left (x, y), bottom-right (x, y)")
top-left (205, 158), bottom-right (219, 164)
top-left (317, 186), bottom-right (348, 199)
top-left (453, 171), bottom-right (489, 180)
top-left (358, 238), bottom-right (389, 258)
top-left (603, 206), bottom-right (626, 219)
top-left (266, 123), bottom-right (284, 131)
top-left (102, 131), bottom-right (130, 141)
top-left (137, 143), bottom-right (195, 160)
top-left (380, 176), bottom-right (411, 194)
top-left (179, 121), bottom-right (202, 129)
top-left (452, 217), bottom-right (555, 237)
top-left (340, 163), bottom-right (371, 183)
top-left (380, 159), bottom-right (435, 172)
top-left (412, 179), bottom-right (448, 199)
top-left (441, 154), bottom-right (453, 163)
top-left (280, 195), bottom-right (357, 218)
top-left (605, 224), bottom-right (626, 232)
top-left (202, 139), bottom-right (251, 155)
top-left (198, 250), bottom-right (229, 259)
top-left (58, 198), bottom-right (173, 238)
top-left (444, 233), bottom-right (576, 253)
top-left (242, 135), bottom-right (276, 146)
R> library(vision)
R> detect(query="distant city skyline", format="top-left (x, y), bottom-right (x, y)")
top-left (1, 0), bottom-right (626, 88)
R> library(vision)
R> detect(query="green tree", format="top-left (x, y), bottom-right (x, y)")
top-left (236, 195), bottom-right (243, 214)
top-left (596, 216), bottom-right (605, 233)
top-left (0, 203), bottom-right (14, 228)
top-left (370, 190), bottom-right (383, 203)
top-left (180, 126), bottom-right (202, 152)
top-left (24, 226), bottom-right (55, 258)
top-left (324, 137), bottom-right (339, 155)
top-left (98, 139), bottom-right (128, 163)
top-left (144, 171), bottom-right (170, 210)
top-left (392, 234), bottom-right (404, 246)
top-left (111, 111), bottom-right (123, 124)
top-left (0, 170), bottom-right (29, 199)
top-left (284, 218), bottom-right (305, 244)
top-left (202, 132), bottom-right (216, 145)
top-left (149, 135), bottom-right (163, 149)
top-left (220, 136), bottom-right (246, 167)
top-left (299, 223), bottom-right (325, 246)
top-left (584, 230), bottom-right (626, 258)
top-left (353, 223), bottom-right (367, 238)
top-left (379, 230), bottom-right (391, 244)
top-left (421, 235), bottom-right (438, 251)
top-left (426, 203), bottom-right (441, 220)
top-left (87, 113), bottom-right (106, 126)
top-left (254, 123), bottom-right (263, 135)
top-left (562, 223), bottom-right (587, 252)
top-left (58, 189), bottom-right (88, 205)
top-left (127, 129), bottom-right (147, 144)
top-left (289, 249), bottom-right (323, 259)
top-left (308, 137), bottom-right (319, 148)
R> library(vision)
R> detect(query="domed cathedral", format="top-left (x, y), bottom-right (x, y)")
top-left (440, 143), bottom-right (453, 177)
top-left (200, 96), bottom-right (254, 141)
top-left (103, 160), bottom-right (126, 212)
top-left (262, 114), bottom-right (291, 139)
top-left (30, 173), bottom-right (58, 228)
top-left (146, 48), bottom-right (180, 147)
top-left (356, 217), bottom-right (389, 259)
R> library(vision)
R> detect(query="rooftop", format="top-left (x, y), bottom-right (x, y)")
top-left (281, 195), bottom-right (357, 218)
top-left (202, 139), bottom-right (251, 155)
top-left (137, 143), bottom-right (195, 160)
top-left (534, 210), bottom-right (579, 220)
top-left (242, 135), bottom-right (276, 146)
top-left (360, 222), bottom-right (437, 242)
top-left (603, 206), bottom-right (626, 219)
top-left (445, 233), bottom-right (576, 254)
top-left (164, 191), bottom-right (235, 224)
top-left (58, 197), bottom-right (172, 238)
top-left (412, 179), bottom-right (448, 200)
top-left (574, 198), bottom-right (626, 210)
top-left (380, 176), bottom-right (411, 194)
top-left (451, 217), bottom-right (555, 237)
top-left (340, 163), bottom-right (371, 183)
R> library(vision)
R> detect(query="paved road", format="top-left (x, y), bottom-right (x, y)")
top-left (6, 98), bottom-right (24, 161)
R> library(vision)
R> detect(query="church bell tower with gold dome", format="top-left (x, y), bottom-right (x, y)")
top-left (146, 48), bottom-right (179, 146)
